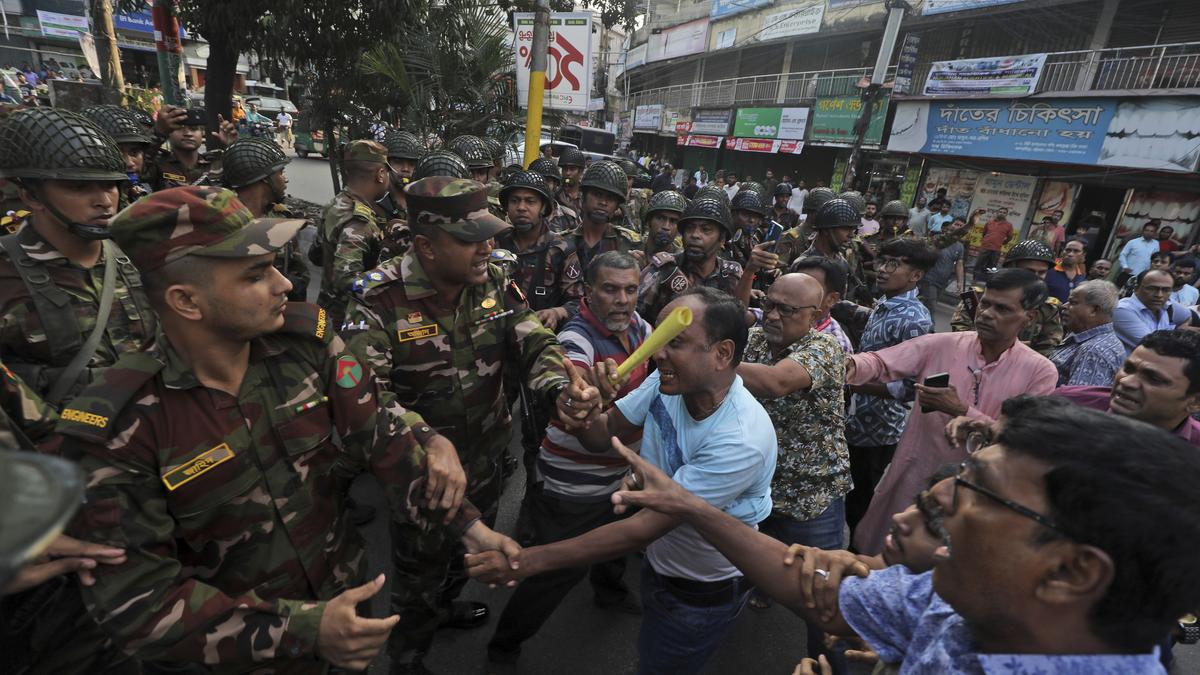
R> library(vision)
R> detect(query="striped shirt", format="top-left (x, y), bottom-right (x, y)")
top-left (538, 300), bottom-right (651, 501)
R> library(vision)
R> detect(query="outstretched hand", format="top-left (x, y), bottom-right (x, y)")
top-left (556, 359), bottom-right (602, 430)
top-left (609, 437), bottom-right (696, 517)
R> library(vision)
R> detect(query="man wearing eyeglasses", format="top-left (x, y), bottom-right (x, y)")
top-left (600, 395), bottom-right (1198, 674)
top-left (1112, 269), bottom-right (1192, 354)
top-left (736, 273), bottom-right (852, 667)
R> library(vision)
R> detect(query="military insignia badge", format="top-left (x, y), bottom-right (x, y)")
top-left (407, 312), bottom-right (423, 323)
top-left (669, 272), bottom-right (688, 293)
top-left (335, 355), bottom-right (364, 388)
top-left (481, 297), bottom-right (497, 309)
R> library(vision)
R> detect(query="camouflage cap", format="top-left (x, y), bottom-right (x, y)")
top-left (404, 176), bottom-right (511, 243)
top-left (109, 186), bottom-right (306, 272)
top-left (342, 139), bottom-right (388, 165)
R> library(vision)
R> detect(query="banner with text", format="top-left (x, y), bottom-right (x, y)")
top-left (923, 53), bottom-right (1046, 97)
top-left (678, 135), bottom-right (724, 148)
top-left (921, 167), bottom-right (980, 220)
top-left (809, 95), bottom-right (889, 146)
top-left (36, 10), bottom-right (86, 38)
top-left (711, 0), bottom-right (773, 20)
top-left (647, 18), bottom-right (709, 63)
top-left (732, 107), bottom-right (809, 140)
top-left (758, 4), bottom-right (824, 42)
top-left (514, 12), bottom-right (593, 112)
top-left (727, 137), bottom-right (804, 154)
top-left (924, 0), bottom-right (1029, 15)
top-left (965, 172), bottom-right (1039, 250)
top-left (633, 104), bottom-right (664, 130)
top-left (690, 109), bottom-right (734, 135)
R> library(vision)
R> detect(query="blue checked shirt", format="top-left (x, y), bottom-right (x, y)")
top-left (1049, 322), bottom-right (1127, 386)
top-left (845, 289), bottom-right (933, 446)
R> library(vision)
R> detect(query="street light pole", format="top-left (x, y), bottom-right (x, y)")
top-left (523, 0), bottom-right (551, 168)
top-left (841, 0), bottom-right (909, 191)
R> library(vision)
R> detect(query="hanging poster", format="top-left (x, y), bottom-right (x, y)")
top-left (921, 167), bottom-right (979, 220)
top-left (923, 53), bottom-right (1047, 97)
top-left (1113, 190), bottom-right (1200, 252)
top-left (1031, 181), bottom-right (1080, 231)
top-left (732, 107), bottom-right (809, 140)
top-left (758, 4), bottom-right (825, 42)
top-left (964, 173), bottom-right (1039, 252)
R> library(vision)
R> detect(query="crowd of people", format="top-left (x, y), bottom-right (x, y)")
top-left (0, 99), bottom-right (1197, 675)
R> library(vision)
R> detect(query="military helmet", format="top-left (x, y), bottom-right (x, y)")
top-left (617, 159), bottom-right (639, 179)
top-left (499, 170), bottom-right (553, 217)
top-left (1003, 239), bottom-right (1056, 266)
top-left (695, 184), bottom-right (730, 205)
top-left (222, 137), bottom-right (290, 189)
top-left (680, 196), bottom-right (734, 239)
top-left (0, 108), bottom-right (126, 182)
top-left (740, 181), bottom-right (766, 198)
top-left (482, 138), bottom-right (503, 165)
top-left (558, 147), bottom-right (586, 168)
top-left (81, 105), bottom-right (153, 147)
top-left (881, 200), bottom-right (909, 219)
top-left (527, 157), bottom-right (561, 182)
top-left (645, 190), bottom-right (688, 218)
top-left (383, 129), bottom-right (424, 161)
top-left (446, 135), bottom-right (493, 169)
top-left (731, 189), bottom-right (768, 217)
top-left (580, 160), bottom-right (627, 203)
top-left (772, 182), bottom-right (793, 198)
top-left (127, 107), bottom-right (154, 132)
top-left (839, 190), bottom-right (866, 216)
top-left (413, 150), bottom-right (469, 180)
top-left (812, 198), bottom-right (861, 230)
top-left (804, 186), bottom-right (836, 213)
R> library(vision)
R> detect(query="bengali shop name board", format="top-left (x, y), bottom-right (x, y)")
top-left (732, 107), bottom-right (809, 140)
top-left (809, 95), bottom-right (888, 146)
top-left (689, 109), bottom-right (733, 135)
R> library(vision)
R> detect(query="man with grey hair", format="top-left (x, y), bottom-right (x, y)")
top-left (1050, 279), bottom-right (1126, 386)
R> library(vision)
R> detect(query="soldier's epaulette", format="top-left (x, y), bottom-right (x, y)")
top-left (278, 302), bottom-right (335, 343)
top-left (56, 351), bottom-right (166, 444)
top-left (1044, 296), bottom-right (1061, 307)
top-left (616, 225), bottom-right (642, 243)
top-left (0, 210), bottom-right (28, 234)
top-left (348, 261), bottom-right (401, 298)
top-left (352, 200), bottom-right (376, 221)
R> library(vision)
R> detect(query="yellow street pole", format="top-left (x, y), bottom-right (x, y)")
top-left (523, 0), bottom-right (551, 168)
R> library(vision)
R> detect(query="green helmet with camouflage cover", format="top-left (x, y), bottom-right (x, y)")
top-left (81, 105), bottom-right (153, 147)
top-left (558, 147), bottom-right (586, 168)
top-left (813, 198), bottom-right (861, 230)
top-left (580, 160), bottom-right (627, 203)
top-left (839, 190), bottom-right (866, 216)
top-left (1003, 239), bottom-right (1056, 266)
top-left (695, 184), bottom-right (730, 206)
top-left (482, 138), bottom-right (503, 166)
top-left (740, 181), bottom-right (766, 198)
top-left (881, 200), bottom-right (909, 219)
top-left (0, 108), bottom-right (126, 183)
top-left (413, 150), bottom-right (469, 180)
top-left (617, 159), bottom-right (639, 179)
top-left (645, 190), bottom-right (688, 218)
top-left (805, 186), bottom-right (836, 213)
top-left (109, 186), bottom-right (306, 272)
top-left (731, 189), bottom-right (768, 218)
top-left (405, 176), bottom-right (511, 242)
top-left (528, 157), bottom-right (561, 182)
top-left (499, 170), bottom-right (553, 218)
top-left (446, 135), bottom-right (493, 169)
top-left (222, 137), bottom-right (290, 190)
top-left (680, 196), bottom-right (734, 239)
top-left (383, 129), bottom-right (424, 161)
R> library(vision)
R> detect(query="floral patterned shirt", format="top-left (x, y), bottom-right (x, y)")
top-left (743, 327), bottom-right (852, 521)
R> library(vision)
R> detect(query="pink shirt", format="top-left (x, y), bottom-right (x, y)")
top-left (847, 331), bottom-right (1057, 554)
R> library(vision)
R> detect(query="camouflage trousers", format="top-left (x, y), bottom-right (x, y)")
top-left (387, 461), bottom-right (504, 662)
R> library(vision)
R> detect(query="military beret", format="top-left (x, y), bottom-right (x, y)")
top-left (109, 186), bottom-right (306, 272)
top-left (404, 176), bottom-right (511, 243)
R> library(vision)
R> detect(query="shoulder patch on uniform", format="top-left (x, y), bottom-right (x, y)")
top-left (334, 355), bottom-right (364, 388)
top-left (352, 201), bottom-right (376, 221)
top-left (55, 351), bottom-right (166, 443)
top-left (651, 251), bottom-right (677, 268)
top-left (667, 270), bottom-right (689, 293)
top-left (279, 303), bottom-right (334, 343)
top-left (350, 259), bottom-right (401, 297)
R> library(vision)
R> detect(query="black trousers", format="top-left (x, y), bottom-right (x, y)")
top-left (489, 486), bottom-right (630, 653)
top-left (845, 443), bottom-right (897, 536)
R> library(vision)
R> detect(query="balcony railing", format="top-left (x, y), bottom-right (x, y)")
top-left (627, 41), bottom-right (1200, 113)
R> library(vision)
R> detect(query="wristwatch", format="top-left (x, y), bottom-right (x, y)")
top-left (1179, 613), bottom-right (1199, 644)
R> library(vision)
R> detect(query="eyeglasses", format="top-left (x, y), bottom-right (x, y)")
top-left (760, 298), bottom-right (820, 318)
top-left (952, 461), bottom-right (1070, 537)
top-left (877, 258), bottom-right (907, 273)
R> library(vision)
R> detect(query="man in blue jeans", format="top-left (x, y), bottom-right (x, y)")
top-left (467, 287), bottom-right (776, 674)
top-left (736, 273), bottom-right (853, 672)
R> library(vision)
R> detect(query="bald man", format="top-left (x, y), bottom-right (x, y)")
top-left (735, 273), bottom-right (853, 666)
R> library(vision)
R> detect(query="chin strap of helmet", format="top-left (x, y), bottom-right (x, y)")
top-left (27, 182), bottom-right (112, 241)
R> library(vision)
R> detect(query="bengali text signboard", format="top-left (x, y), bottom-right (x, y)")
top-left (808, 95), bottom-right (889, 146)
top-left (514, 12), bottom-right (593, 112)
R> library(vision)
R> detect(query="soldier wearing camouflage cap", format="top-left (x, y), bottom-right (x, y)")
top-left (312, 139), bottom-right (391, 327)
top-left (82, 105), bottom-right (155, 202)
top-left (222, 137), bottom-right (310, 301)
top-left (642, 189), bottom-right (686, 261)
top-left (528, 157), bottom-right (580, 233)
top-left (555, 147), bottom-right (587, 216)
top-left (952, 239), bottom-right (1064, 356)
top-left (54, 185), bottom-right (518, 673)
top-left (340, 176), bottom-right (587, 671)
top-left (562, 161), bottom-right (643, 286)
top-left (637, 196), bottom-right (748, 323)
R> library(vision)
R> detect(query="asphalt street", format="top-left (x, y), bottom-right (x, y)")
top-left (285, 151), bottom-right (1198, 674)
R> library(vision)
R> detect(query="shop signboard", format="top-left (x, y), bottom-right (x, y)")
top-left (680, 135), bottom-right (723, 149)
top-left (829, 156), bottom-right (848, 192)
top-left (924, 0), bottom-right (1029, 15)
top-left (36, 10), bottom-right (86, 38)
top-left (660, 109), bottom-right (681, 134)
top-left (727, 137), bottom-right (803, 154)
top-left (633, 104), bottom-right (664, 130)
top-left (647, 18), bottom-right (709, 63)
top-left (809, 95), bottom-right (889, 146)
top-left (899, 164), bottom-right (924, 207)
top-left (921, 167), bottom-right (979, 220)
top-left (894, 33), bottom-right (921, 96)
top-left (711, 0), bottom-right (773, 20)
top-left (1111, 190), bottom-right (1200, 254)
top-left (690, 109), bottom-right (733, 136)
top-left (924, 53), bottom-right (1047, 97)
top-left (758, 4), bottom-right (824, 43)
top-left (514, 12), bottom-right (593, 112)
top-left (732, 107), bottom-right (809, 140)
top-left (114, 9), bottom-right (187, 38)
top-left (965, 172), bottom-right (1039, 252)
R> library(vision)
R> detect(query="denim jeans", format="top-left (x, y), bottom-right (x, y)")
top-left (760, 499), bottom-right (849, 674)
top-left (637, 562), bottom-right (751, 675)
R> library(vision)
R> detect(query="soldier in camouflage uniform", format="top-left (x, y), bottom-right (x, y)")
top-left (313, 140), bottom-right (391, 327)
top-left (556, 147), bottom-right (586, 216)
top-left (376, 129), bottom-right (426, 260)
top-left (561, 161), bottom-right (643, 289)
top-left (147, 105), bottom-right (234, 190)
top-left (952, 239), bottom-right (1064, 356)
top-left (776, 186), bottom-right (836, 268)
top-left (726, 189), bottom-right (776, 269)
top-left (617, 158), bottom-right (651, 234)
top-left (222, 137), bottom-right (310, 301)
top-left (769, 182), bottom-right (800, 232)
top-left (54, 186), bottom-right (518, 674)
top-left (642, 190), bottom-right (686, 263)
top-left (529, 157), bottom-right (580, 233)
top-left (790, 199), bottom-right (870, 305)
top-left (447, 135), bottom-right (496, 188)
top-left (637, 196), bottom-right (745, 322)
top-left (81, 105), bottom-right (156, 202)
top-left (340, 177), bottom-right (581, 671)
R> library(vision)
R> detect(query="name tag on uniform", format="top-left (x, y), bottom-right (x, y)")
top-left (162, 443), bottom-right (235, 491)
top-left (398, 324), bottom-right (438, 342)
top-left (162, 172), bottom-right (187, 183)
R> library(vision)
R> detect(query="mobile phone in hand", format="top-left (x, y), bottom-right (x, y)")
top-left (921, 372), bottom-right (950, 413)
top-left (183, 108), bottom-right (207, 128)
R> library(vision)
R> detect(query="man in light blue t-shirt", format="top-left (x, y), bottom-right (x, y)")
top-left (467, 287), bottom-right (777, 674)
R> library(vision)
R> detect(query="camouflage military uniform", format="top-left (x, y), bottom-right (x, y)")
top-left (775, 224), bottom-right (811, 269)
top-left (270, 202), bottom-right (312, 301)
top-left (557, 186), bottom-right (583, 217)
top-left (0, 359), bottom-right (56, 444)
top-left (770, 207), bottom-right (800, 233)
top-left (623, 186), bottom-right (652, 233)
top-left (315, 189), bottom-right (386, 326)
top-left (546, 200), bottom-right (580, 234)
top-left (148, 147), bottom-right (213, 190)
top-left (494, 226), bottom-right (581, 313)
top-left (561, 224), bottom-right (642, 288)
top-left (793, 241), bottom-right (870, 307)
top-left (951, 286), bottom-right (1064, 356)
top-left (375, 190), bottom-right (413, 263)
top-left (637, 251), bottom-right (743, 322)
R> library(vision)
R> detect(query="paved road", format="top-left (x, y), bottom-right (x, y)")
top-left (284, 150), bottom-right (337, 205)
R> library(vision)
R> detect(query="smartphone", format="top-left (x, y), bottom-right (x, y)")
top-left (183, 108), bottom-right (207, 128)
top-left (921, 372), bottom-right (950, 413)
